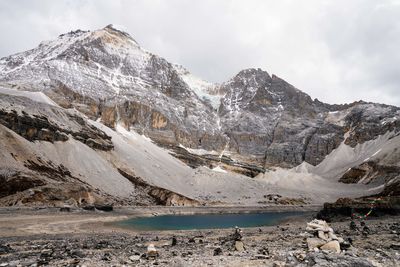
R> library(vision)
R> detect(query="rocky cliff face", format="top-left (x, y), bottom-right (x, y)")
top-left (0, 94), bottom-right (113, 150)
top-left (218, 68), bottom-right (400, 168)
top-left (0, 25), bottom-right (399, 171)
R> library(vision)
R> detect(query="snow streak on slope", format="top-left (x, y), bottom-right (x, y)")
top-left (0, 86), bottom-right (58, 106)
top-left (173, 64), bottom-right (221, 110)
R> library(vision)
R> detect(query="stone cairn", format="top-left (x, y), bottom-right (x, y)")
top-left (232, 226), bottom-right (245, 252)
top-left (146, 244), bottom-right (159, 259)
top-left (305, 219), bottom-right (350, 253)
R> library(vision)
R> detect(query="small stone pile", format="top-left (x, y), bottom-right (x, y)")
top-left (146, 244), bottom-right (159, 259)
top-left (305, 219), bottom-right (349, 253)
top-left (232, 227), bottom-right (245, 252)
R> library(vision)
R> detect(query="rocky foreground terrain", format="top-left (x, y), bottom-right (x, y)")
top-left (0, 208), bottom-right (399, 267)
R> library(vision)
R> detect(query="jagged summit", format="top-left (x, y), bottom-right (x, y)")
top-left (104, 24), bottom-right (133, 36)
top-left (232, 68), bottom-right (271, 79)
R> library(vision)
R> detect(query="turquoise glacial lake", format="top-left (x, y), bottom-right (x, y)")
top-left (115, 211), bottom-right (306, 231)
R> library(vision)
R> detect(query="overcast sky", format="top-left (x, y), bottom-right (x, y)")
top-left (0, 0), bottom-right (399, 106)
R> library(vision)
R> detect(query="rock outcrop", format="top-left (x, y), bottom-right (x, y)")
top-left (317, 197), bottom-right (400, 222)
top-left (0, 94), bottom-right (113, 151)
top-left (117, 168), bottom-right (200, 206)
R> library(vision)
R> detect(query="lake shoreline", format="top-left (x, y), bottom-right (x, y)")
top-left (111, 211), bottom-right (314, 231)
top-left (0, 205), bottom-right (320, 236)
top-left (1, 206), bottom-right (399, 266)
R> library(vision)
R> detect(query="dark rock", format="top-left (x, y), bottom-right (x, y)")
top-left (390, 243), bottom-right (400, 250)
top-left (0, 244), bottom-right (13, 254)
top-left (317, 197), bottom-right (400, 222)
top-left (101, 252), bottom-right (112, 261)
top-left (213, 247), bottom-right (223, 256)
top-left (340, 241), bottom-right (352, 250)
top-left (232, 227), bottom-right (243, 241)
top-left (171, 237), bottom-right (177, 246)
top-left (70, 249), bottom-right (85, 258)
top-left (95, 240), bottom-right (110, 249)
top-left (350, 221), bottom-right (358, 231)
top-left (94, 204), bottom-right (113, 212)
top-left (258, 247), bottom-right (269, 255)
top-left (82, 205), bottom-right (95, 211)
top-left (59, 207), bottom-right (71, 212)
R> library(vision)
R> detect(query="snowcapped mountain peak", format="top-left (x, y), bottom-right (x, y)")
top-left (97, 24), bottom-right (141, 48)
top-left (104, 24), bottom-right (132, 36)
top-left (0, 25), bottom-right (399, 174)
top-left (0, 25), bottom-right (225, 143)
top-left (235, 68), bottom-right (271, 79)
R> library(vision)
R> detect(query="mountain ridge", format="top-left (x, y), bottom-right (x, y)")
top-left (0, 25), bottom-right (399, 207)
top-left (0, 25), bottom-right (399, 169)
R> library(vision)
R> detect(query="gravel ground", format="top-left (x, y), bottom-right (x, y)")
top-left (0, 207), bottom-right (399, 266)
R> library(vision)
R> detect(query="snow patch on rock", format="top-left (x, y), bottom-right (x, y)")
top-left (212, 166), bottom-right (227, 173)
top-left (0, 86), bottom-right (58, 106)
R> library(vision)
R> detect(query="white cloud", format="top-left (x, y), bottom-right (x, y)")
top-left (0, 0), bottom-right (399, 106)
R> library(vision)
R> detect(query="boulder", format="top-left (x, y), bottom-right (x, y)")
top-left (213, 247), bottom-right (223, 256)
top-left (146, 244), bottom-right (158, 259)
top-left (94, 204), bottom-right (113, 212)
top-left (318, 231), bottom-right (329, 241)
top-left (306, 219), bottom-right (331, 233)
top-left (307, 238), bottom-right (326, 250)
top-left (171, 237), bottom-right (177, 246)
top-left (320, 240), bottom-right (341, 253)
top-left (234, 241), bottom-right (245, 252)
top-left (272, 261), bottom-right (286, 267)
top-left (328, 232), bottom-right (339, 241)
top-left (129, 255), bottom-right (141, 262)
top-left (59, 207), bottom-right (71, 212)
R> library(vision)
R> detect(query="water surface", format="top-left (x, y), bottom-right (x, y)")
top-left (115, 211), bottom-right (306, 231)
